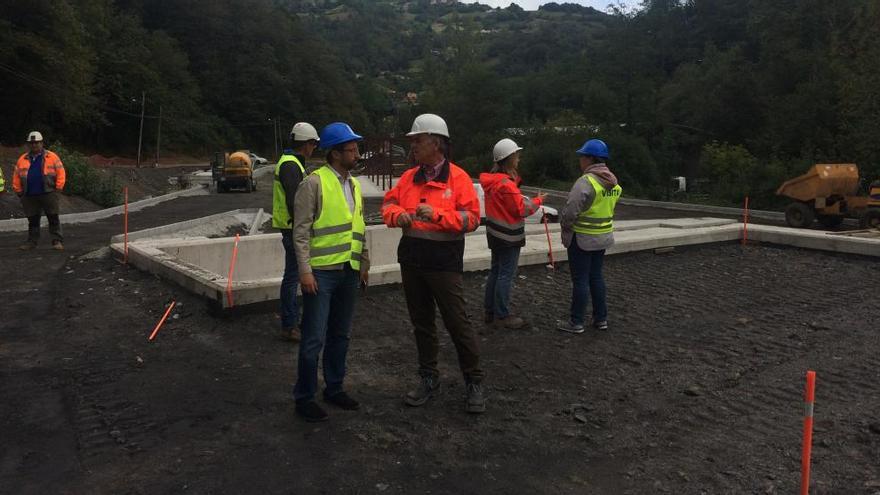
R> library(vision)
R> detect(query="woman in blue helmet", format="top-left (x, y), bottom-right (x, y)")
top-left (557, 139), bottom-right (622, 334)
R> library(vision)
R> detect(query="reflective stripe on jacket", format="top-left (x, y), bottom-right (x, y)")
top-left (308, 165), bottom-right (365, 270)
top-left (479, 172), bottom-right (542, 247)
top-left (572, 174), bottom-right (621, 236)
top-left (13, 151), bottom-right (65, 195)
top-left (272, 154), bottom-right (306, 228)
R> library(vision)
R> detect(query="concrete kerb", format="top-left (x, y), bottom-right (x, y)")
top-left (110, 216), bottom-right (880, 309)
top-left (109, 208), bottom-right (264, 244)
top-left (0, 186), bottom-right (210, 233)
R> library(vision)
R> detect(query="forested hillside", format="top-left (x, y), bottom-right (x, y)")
top-left (3, 0), bottom-right (879, 205)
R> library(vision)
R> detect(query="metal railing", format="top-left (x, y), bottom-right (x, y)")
top-left (359, 137), bottom-right (409, 191)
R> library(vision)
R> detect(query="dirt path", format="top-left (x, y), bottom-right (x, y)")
top-left (2, 186), bottom-right (879, 494)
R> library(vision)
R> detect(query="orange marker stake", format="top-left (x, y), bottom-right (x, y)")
top-left (801, 370), bottom-right (817, 495)
top-left (226, 234), bottom-right (240, 308)
top-left (742, 195), bottom-right (750, 246)
top-left (124, 186), bottom-right (129, 264)
top-left (543, 212), bottom-right (555, 269)
top-left (149, 301), bottom-right (176, 341)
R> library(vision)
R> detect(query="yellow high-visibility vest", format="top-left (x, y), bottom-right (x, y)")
top-left (309, 165), bottom-right (365, 269)
top-left (272, 154), bottom-right (306, 229)
top-left (572, 174), bottom-right (622, 236)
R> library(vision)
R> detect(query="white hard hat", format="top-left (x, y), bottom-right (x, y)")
top-left (290, 122), bottom-right (319, 142)
top-left (493, 138), bottom-right (522, 163)
top-left (27, 131), bottom-right (43, 142)
top-left (406, 113), bottom-right (449, 138)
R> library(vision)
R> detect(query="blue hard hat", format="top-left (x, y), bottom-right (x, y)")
top-left (576, 139), bottom-right (609, 159)
top-left (319, 122), bottom-right (363, 149)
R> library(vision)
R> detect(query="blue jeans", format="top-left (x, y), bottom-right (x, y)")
top-left (484, 246), bottom-right (521, 319)
top-left (293, 266), bottom-right (360, 403)
top-left (280, 231), bottom-right (300, 329)
top-left (568, 241), bottom-right (607, 326)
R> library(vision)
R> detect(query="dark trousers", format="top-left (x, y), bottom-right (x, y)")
top-left (401, 268), bottom-right (483, 384)
top-left (21, 192), bottom-right (62, 244)
top-left (279, 230), bottom-right (300, 330)
top-left (567, 243), bottom-right (607, 326)
top-left (293, 266), bottom-right (359, 403)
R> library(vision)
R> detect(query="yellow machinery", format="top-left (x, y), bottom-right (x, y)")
top-left (211, 151), bottom-right (256, 193)
top-left (776, 164), bottom-right (880, 228)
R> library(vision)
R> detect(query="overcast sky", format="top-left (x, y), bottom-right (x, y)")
top-left (461, 1), bottom-right (640, 12)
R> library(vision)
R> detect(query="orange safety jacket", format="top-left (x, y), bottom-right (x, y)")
top-left (382, 160), bottom-right (480, 271)
top-left (479, 172), bottom-right (542, 248)
top-left (13, 150), bottom-right (66, 195)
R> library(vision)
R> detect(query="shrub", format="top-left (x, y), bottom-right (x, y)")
top-left (52, 144), bottom-right (123, 207)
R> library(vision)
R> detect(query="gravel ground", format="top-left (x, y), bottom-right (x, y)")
top-left (2, 177), bottom-right (879, 494)
top-left (2, 183), bottom-right (879, 495)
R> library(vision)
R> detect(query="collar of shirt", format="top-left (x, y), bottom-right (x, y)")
top-left (419, 157), bottom-right (446, 182)
top-left (328, 165), bottom-right (355, 212)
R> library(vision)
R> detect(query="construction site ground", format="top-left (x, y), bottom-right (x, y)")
top-left (2, 184), bottom-right (879, 494)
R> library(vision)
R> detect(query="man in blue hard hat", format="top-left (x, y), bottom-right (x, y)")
top-left (557, 139), bottom-right (622, 334)
top-left (291, 122), bottom-right (369, 422)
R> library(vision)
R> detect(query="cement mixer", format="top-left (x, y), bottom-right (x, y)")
top-left (776, 164), bottom-right (880, 228)
top-left (211, 151), bottom-right (256, 193)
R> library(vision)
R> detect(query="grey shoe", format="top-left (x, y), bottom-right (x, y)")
top-left (495, 315), bottom-right (526, 329)
top-left (465, 383), bottom-right (486, 414)
top-left (557, 320), bottom-right (585, 334)
top-left (405, 375), bottom-right (439, 407)
top-left (593, 320), bottom-right (609, 331)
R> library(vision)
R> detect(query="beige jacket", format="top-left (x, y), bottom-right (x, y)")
top-left (292, 166), bottom-right (370, 275)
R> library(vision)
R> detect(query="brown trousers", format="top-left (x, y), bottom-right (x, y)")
top-left (401, 268), bottom-right (484, 384)
top-left (20, 192), bottom-right (62, 243)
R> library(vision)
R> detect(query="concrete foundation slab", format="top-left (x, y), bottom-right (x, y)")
top-left (110, 214), bottom-right (880, 309)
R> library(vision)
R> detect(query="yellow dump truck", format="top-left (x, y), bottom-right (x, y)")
top-left (211, 151), bottom-right (257, 193)
top-left (776, 164), bottom-right (880, 228)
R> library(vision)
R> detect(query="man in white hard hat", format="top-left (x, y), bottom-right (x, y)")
top-left (273, 122), bottom-right (320, 342)
top-left (12, 131), bottom-right (66, 250)
top-left (381, 113), bottom-right (486, 414)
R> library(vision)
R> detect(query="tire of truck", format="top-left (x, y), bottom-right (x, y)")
top-left (817, 214), bottom-right (844, 229)
top-left (785, 202), bottom-right (815, 228)
top-left (860, 208), bottom-right (880, 229)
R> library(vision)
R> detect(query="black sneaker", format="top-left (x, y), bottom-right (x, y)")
top-left (324, 391), bottom-right (360, 410)
top-left (465, 383), bottom-right (486, 414)
top-left (593, 320), bottom-right (609, 331)
top-left (405, 375), bottom-right (440, 407)
top-left (295, 400), bottom-right (328, 422)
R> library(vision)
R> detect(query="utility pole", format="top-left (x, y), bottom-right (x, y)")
top-left (154, 105), bottom-right (162, 167)
top-left (274, 115), bottom-right (281, 161)
top-left (136, 91), bottom-right (146, 168)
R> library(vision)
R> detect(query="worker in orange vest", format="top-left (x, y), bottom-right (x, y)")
top-left (381, 114), bottom-right (485, 414)
top-left (12, 131), bottom-right (66, 250)
top-left (479, 138), bottom-right (546, 329)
